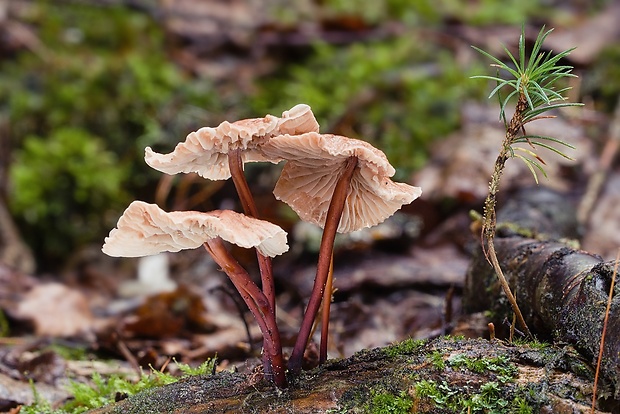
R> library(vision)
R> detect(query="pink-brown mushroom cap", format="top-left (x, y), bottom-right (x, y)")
top-left (261, 132), bottom-right (422, 233)
top-left (102, 201), bottom-right (289, 258)
top-left (144, 104), bottom-right (319, 180)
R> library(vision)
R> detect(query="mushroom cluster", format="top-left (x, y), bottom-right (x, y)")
top-left (103, 104), bottom-right (421, 387)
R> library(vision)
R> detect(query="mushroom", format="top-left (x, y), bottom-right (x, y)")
top-left (102, 200), bottom-right (288, 387)
top-left (143, 104), bottom-right (319, 181)
top-left (144, 105), bottom-right (319, 312)
top-left (102, 201), bottom-right (288, 258)
top-left (262, 132), bottom-right (422, 373)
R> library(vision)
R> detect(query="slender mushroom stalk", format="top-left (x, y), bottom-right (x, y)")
top-left (228, 148), bottom-right (275, 311)
top-left (288, 157), bottom-right (357, 375)
top-left (320, 253), bottom-right (335, 364)
top-left (204, 238), bottom-right (286, 388)
top-left (228, 148), bottom-right (276, 378)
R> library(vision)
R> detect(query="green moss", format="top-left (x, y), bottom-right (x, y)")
top-left (447, 354), bottom-right (517, 383)
top-left (429, 351), bottom-right (446, 370)
top-left (20, 359), bottom-right (217, 414)
top-left (365, 390), bottom-right (413, 414)
top-left (383, 338), bottom-right (426, 358)
top-left (511, 338), bottom-right (550, 350)
top-left (413, 379), bottom-right (537, 413)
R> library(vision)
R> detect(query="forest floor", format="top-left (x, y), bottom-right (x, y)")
top-left (1, 1), bottom-right (620, 413)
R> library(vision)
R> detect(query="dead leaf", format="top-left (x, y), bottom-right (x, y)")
top-left (14, 283), bottom-right (93, 337)
top-left (122, 286), bottom-right (215, 339)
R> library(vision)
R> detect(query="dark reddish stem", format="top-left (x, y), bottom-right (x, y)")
top-left (228, 149), bottom-right (276, 312)
top-left (288, 156), bottom-right (358, 376)
top-left (319, 254), bottom-right (334, 364)
top-left (204, 239), bottom-right (286, 388)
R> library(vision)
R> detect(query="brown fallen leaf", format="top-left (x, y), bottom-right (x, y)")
top-left (121, 285), bottom-right (216, 339)
top-left (14, 283), bottom-right (94, 337)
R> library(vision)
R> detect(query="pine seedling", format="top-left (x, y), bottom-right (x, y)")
top-left (472, 26), bottom-right (582, 337)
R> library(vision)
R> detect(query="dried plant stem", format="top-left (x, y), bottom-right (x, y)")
top-left (482, 94), bottom-right (532, 338)
top-left (228, 149), bottom-right (276, 312)
top-left (204, 238), bottom-right (286, 388)
top-left (289, 156), bottom-right (358, 375)
top-left (591, 248), bottom-right (619, 413)
top-left (320, 253), bottom-right (335, 364)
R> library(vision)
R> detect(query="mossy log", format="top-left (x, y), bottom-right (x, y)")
top-left (466, 236), bottom-right (620, 399)
top-left (464, 187), bottom-right (620, 400)
top-left (89, 337), bottom-right (608, 413)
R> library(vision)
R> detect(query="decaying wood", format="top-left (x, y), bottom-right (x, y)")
top-left (88, 337), bottom-right (608, 414)
top-left (465, 186), bottom-right (620, 400)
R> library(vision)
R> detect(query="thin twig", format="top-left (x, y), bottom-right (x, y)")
top-left (211, 285), bottom-right (254, 353)
top-left (591, 248), bottom-right (619, 413)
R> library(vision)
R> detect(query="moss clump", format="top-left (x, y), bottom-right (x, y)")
top-left (365, 390), bottom-right (414, 414)
top-left (447, 353), bottom-right (517, 383)
top-left (413, 379), bottom-right (537, 413)
top-left (20, 359), bottom-right (216, 414)
top-left (429, 351), bottom-right (446, 370)
top-left (383, 338), bottom-right (426, 358)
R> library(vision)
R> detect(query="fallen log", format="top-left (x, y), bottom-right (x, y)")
top-left (465, 186), bottom-right (620, 401)
top-left (89, 337), bottom-right (608, 413)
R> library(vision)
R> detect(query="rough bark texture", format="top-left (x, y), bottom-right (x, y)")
top-left (89, 337), bottom-right (610, 413)
top-left (465, 186), bottom-right (620, 399)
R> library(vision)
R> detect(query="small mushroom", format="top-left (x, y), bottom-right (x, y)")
top-left (263, 132), bottom-right (421, 232)
top-left (102, 200), bottom-right (288, 387)
top-left (262, 132), bottom-right (421, 373)
top-left (102, 201), bottom-right (288, 258)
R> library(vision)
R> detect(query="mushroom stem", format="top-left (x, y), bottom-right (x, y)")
top-left (320, 253), bottom-right (334, 364)
top-left (228, 149), bottom-right (276, 312)
top-left (204, 238), bottom-right (286, 388)
top-left (289, 156), bottom-right (358, 376)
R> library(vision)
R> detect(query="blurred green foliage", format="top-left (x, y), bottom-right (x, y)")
top-left (269, 0), bottom-right (547, 28)
top-left (252, 38), bottom-right (486, 179)
top-left (10, 128), bottom-right (126, 259)
top-left (1, 3), bottom-right (221, 267)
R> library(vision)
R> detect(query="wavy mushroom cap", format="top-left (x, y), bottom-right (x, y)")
top-left (261, 132), bottom-right (422, 233)
top-left (102, 201), bottom-right (289, 258)
top-left (144, 104), bottom-right (319, 180)
top-left (276, 104), bottom-right (320, 135)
